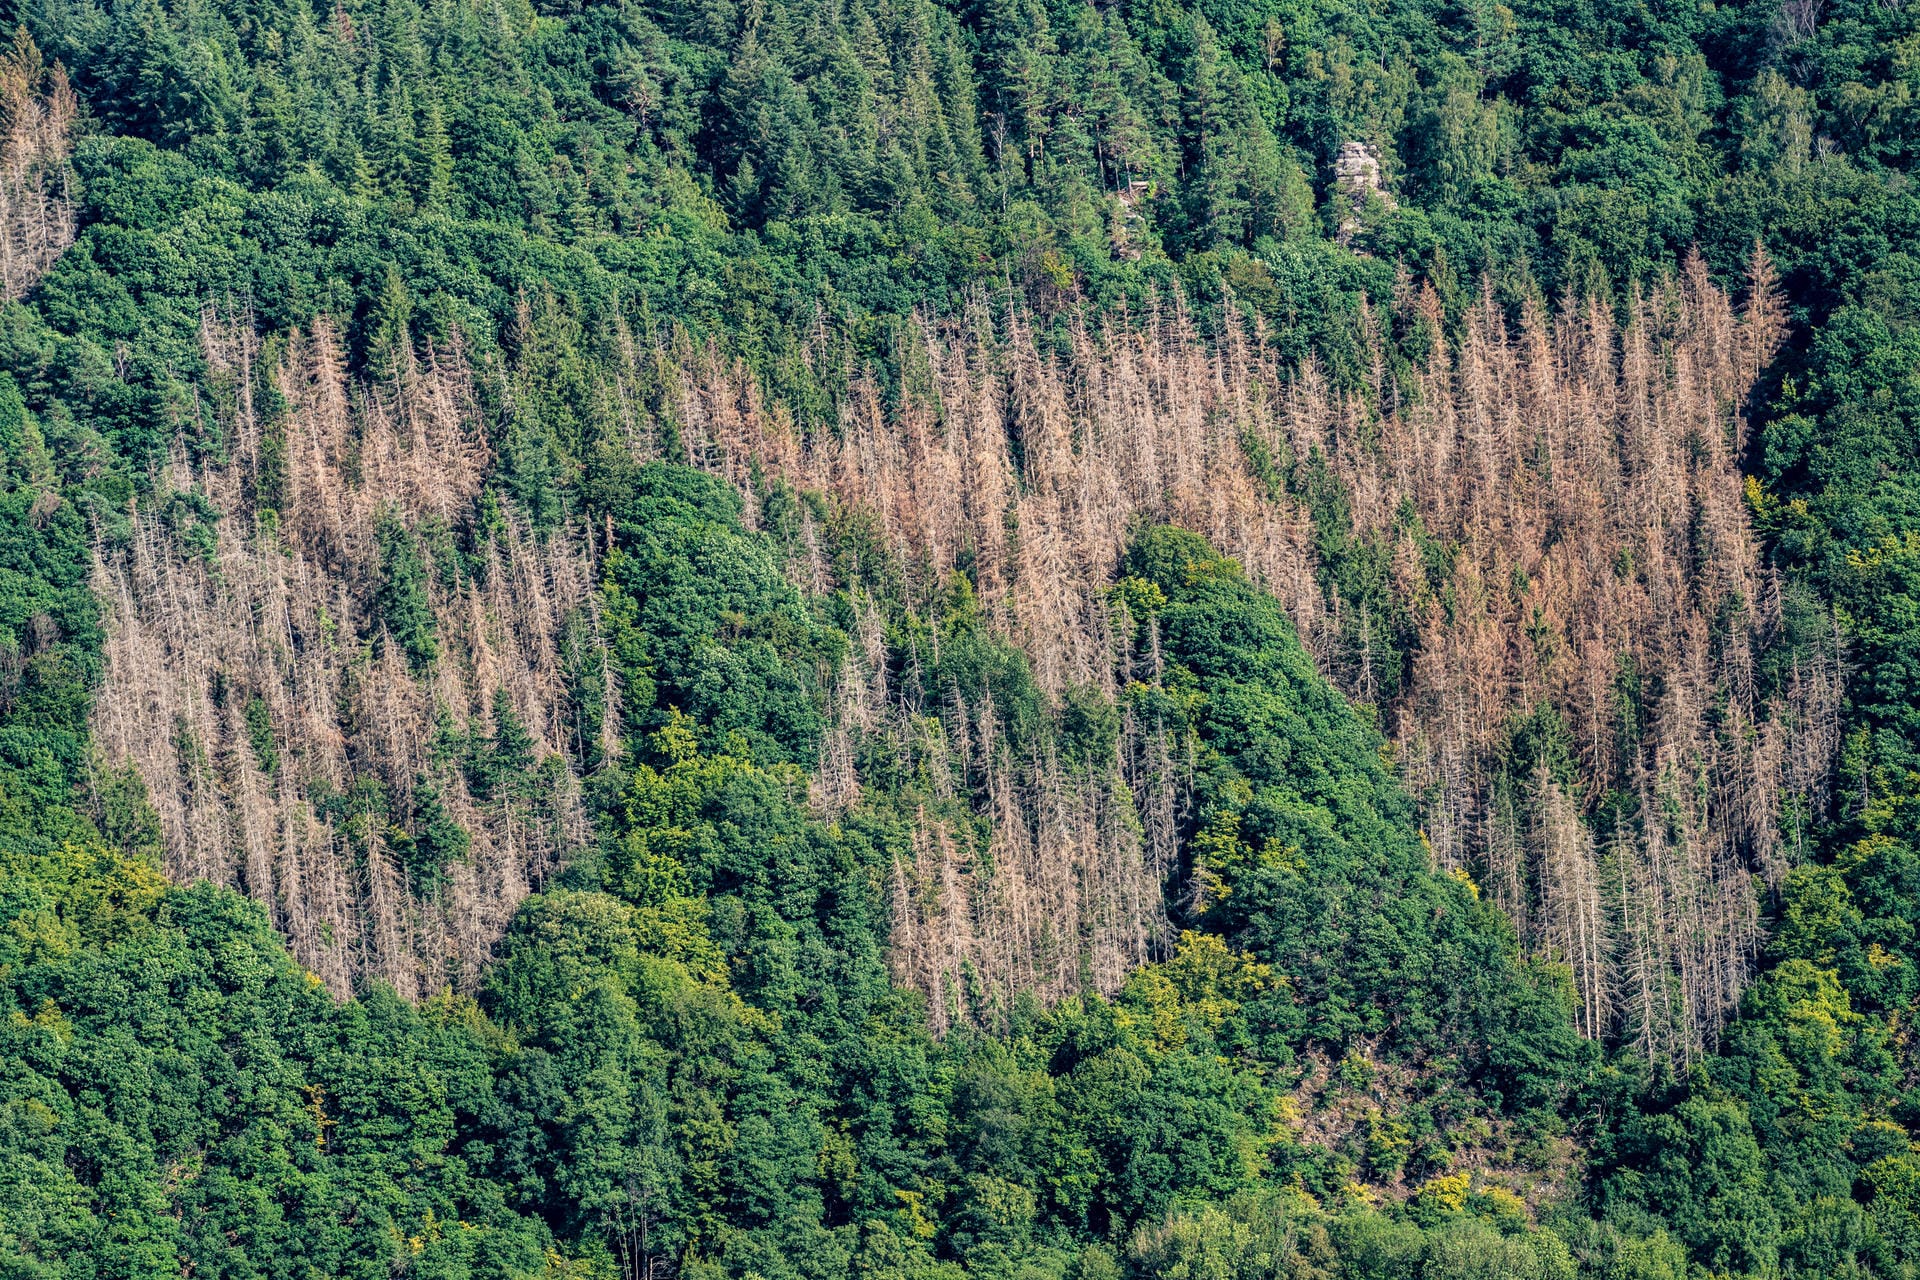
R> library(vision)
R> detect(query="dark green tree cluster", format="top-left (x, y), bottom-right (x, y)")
top-left (1117, 527), bottom-right (1587, 1112)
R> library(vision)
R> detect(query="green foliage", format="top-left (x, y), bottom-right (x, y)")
top-left (374, 507), bottom-right (439, 670)
top-left (1130, 1185), bottom-right (1591, 1280)
top-left (0, 375), bottom-right (98, 808)
top-left (0, 825), bottom-right (555, 1279)
top-left (0, 0), bottom-right (1852, 507)
top-left (1122, 526), bottom-right (1588, 1122)
top-left (601, 465), bottom-right (842, 763)
top-left (391, 777), bottom-right (472, 894)
top-left (242, 694), bottom-right (277, 774)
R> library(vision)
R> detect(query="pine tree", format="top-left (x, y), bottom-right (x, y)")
top-left (375, 507), bottom-right (437, 670)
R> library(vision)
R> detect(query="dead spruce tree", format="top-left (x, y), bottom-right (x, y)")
top-left (92, 310), bottom-right (607, 997)
top-left (0, 29), bottom-right (72, 303)
top-left (666, 251), bottom-right (1828, 1059)
top-left (0, 28), bottom-right (74, 302)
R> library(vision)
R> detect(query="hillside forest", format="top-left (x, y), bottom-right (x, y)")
top-left (0, 0), bottom-right (1917, 1275)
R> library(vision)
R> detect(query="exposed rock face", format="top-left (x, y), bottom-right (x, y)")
top-left (1333, 141), bottom-right (1394, 246)
top-left (1110, 179), bottom-right (1153, 260)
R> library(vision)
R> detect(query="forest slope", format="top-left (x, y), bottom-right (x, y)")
top-left (0, 0), bottom-right (1914, 1275)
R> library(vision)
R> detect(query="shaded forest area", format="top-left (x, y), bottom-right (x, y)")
top-left (0, 0), bottom-right (1915, 1275)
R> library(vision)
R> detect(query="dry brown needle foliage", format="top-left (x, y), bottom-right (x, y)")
top-left (0, 28), bottom-right (73, 303)
top-left (92, 310), bottom-right (607, 997)
top-left (671, 250), bottom-right (1832, 1059)
top-left (87, 251), bottom-right (1831, 1062)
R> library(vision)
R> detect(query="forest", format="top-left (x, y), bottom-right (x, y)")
top-left (0, 0), bottom-right (1914, 1274)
